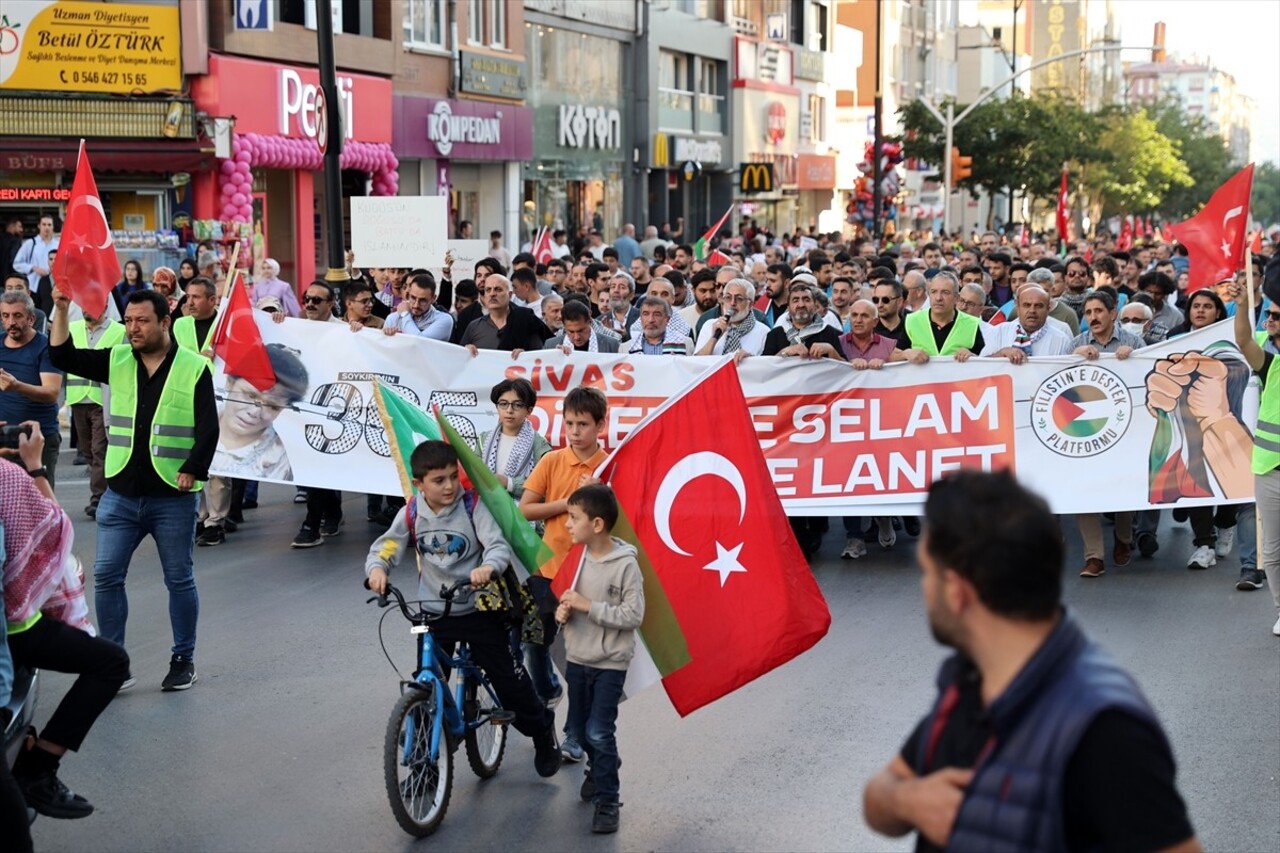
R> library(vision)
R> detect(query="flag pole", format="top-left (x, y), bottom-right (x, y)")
top-left (208, 240), bottom-right (241, 351)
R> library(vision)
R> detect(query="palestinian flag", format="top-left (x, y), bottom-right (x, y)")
top-left (434, 409), bottom-right (553, 577)
top-left (693, 204), bottom-right (735, 261)
top-left (371, 380), bottom-right (442, 499)
top-left (1051, 386), bottom-right (1113, 438)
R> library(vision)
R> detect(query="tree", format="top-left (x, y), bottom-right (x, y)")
top-left (1147, 99), bottom-right (1236, 219)
top-left (1077, 107), bottom-right (1192, 220)
top-left (1252, 161), bottom-right (1280, 227)
top-left (898, 93), bottom-right (1100, 218)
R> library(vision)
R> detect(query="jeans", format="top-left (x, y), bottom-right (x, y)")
top-left (566, 663), bottom-right (627, 804)
top-left (523, 613), bottom-right (561, 702)
top-left (432, 611), bottom-right (552, 738)
top-left (242, 479), bottom-right (258, 504)
top-left (93, 487), bottom-right (200, 658)
top-left (6, 616), bottom-right (129, 751)
top-left (1237, 504), bottom-right (1257, 569)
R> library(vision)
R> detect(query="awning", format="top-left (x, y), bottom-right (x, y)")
top-left (0, 139), bottom-right (215, 174)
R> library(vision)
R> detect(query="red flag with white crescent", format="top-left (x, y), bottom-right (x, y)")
top-left (531, 227), bottom-right (554, 265)
top-left (1056, 166), bottom-right (1070, 251)
top-left (211, 271), bottom-right (277, 392)
top-left (1168, 163), bottom-right (1254, 292)
top-left (51, 141), bottom-right (119, 319)
top-left (595, 358), bottom-right (831, 715)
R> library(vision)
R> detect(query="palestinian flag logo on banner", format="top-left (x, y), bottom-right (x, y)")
top-left (1031, 366), bottom-right (1132, 458)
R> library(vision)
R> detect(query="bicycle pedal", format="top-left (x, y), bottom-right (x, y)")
top-left (488, 709), bottom-right (517, 725)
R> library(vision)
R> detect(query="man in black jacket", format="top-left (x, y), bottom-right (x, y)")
top-left (460, 274), bottom-right (550, 356)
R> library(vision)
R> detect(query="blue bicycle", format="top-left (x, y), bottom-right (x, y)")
top-left (366, 579), bottom-right (515, 837)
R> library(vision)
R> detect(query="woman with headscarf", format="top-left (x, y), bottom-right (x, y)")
top-left (150, 266), bottom-right (182, 315)
top-left (109, 259), bottom-right (148, 315)
top-left (176, 257), bottom-right (198, 293)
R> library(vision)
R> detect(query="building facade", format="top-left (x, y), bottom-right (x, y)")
top-left (1124, 59), bottom-right (1254, 165)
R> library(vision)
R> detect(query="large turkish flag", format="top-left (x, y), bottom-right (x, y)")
top-left (1168, 163), bottom-right (1254, 292)
top-left (598, 358), bottom-right (831, 716)
top-left (211, 272), bottom-right (276, 392)
top-left (51, 142), bottom-right (119, 319)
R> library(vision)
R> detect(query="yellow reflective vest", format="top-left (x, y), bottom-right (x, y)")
top-left (172, 313), bottom-right (217, 360)
top-left (1254, 354), bottom-right (1280, 476)
top-left (65, 319), bottom-right (125, 406)
top-left (104, 344), bottom-right (209, 491)
top-left (905, 309), bottom-right (980, 356)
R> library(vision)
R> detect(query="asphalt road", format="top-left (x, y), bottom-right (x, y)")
top-left (25, 476), bottom-right (1280, 853)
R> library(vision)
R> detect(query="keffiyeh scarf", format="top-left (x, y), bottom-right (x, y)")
top-left (785, 314), bottom-right (827, 347)
top-left (722, 313), bottom-right (758, 354)
top-left (1013, 323), bottom-right (1049, 352)
top-left (483, 420), bottom-right (538, 481)
top-left (1, 462), bottom-right (92, 633)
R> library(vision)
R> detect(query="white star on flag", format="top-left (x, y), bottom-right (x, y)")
top-left (1222, 240), bottom-right (1232, 257)
top-left (703, 541), bottom-right (748, 587)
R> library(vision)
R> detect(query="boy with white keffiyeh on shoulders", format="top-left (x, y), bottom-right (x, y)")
top-left (478, 378), bottom-right (552, 502)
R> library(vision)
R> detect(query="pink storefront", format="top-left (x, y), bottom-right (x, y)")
top-left (191, 53), bottom-right (398, 286)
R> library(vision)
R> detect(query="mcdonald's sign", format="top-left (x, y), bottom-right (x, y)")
top-left (653, 132), bottom-right (670, 168)
top-left (739, 161), bottom-right (775, 194)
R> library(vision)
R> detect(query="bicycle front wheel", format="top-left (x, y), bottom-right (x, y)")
top-left (384, 684), bottom-right (453, 837)
top-left (463, 679), bottom-right (508, 779)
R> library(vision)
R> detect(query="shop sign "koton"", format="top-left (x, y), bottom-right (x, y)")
top-left (428, 101), bottom-right (502, 157)
top-left (558, 105), bottom-right (621, 150)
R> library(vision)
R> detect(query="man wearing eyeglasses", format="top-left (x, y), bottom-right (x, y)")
top-left (341, 279), bottom-right (383, 330)
top-left (383, 274), bottom-right (452, 341)
top-left (694, 279), bottom-right (767, 358)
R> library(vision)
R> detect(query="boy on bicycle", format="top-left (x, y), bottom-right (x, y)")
top-left (555, 484), bottom-right (645, 834)
top-left (365, 440), bottom-right (562, 778)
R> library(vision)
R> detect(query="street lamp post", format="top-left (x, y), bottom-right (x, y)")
top-left (315, 0), bottom-right (347, 284)
top-left (920, 44), bottom-right (1156, 236)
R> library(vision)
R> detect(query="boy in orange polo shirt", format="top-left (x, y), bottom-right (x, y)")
top-left (520, 385), bottom-right (609, 763)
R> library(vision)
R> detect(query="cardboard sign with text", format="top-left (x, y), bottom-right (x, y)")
top-left (350, 195), bottom-right (447, 267)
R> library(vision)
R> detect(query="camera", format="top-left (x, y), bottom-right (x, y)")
top-left (0, 424), bottom-right (33, 450)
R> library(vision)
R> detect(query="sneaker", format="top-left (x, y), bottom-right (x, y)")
top-left (1080, 558), bottom-right (1106, 578)
top-left (841, 537), bottom-right (867, 559)
top-left (903, 517), bottom-right (921, 537)
top-left (592, 802), bottom-right (620, 834)
top-left (1187, 545), bottom-right (1216, 570)
top-left (1214, 527), bottom-right (1236, 558)
top-left (543, 685), bottom-right (564, 710)
top-left (876, 518), bottom-right (896, 550)
top-left (196, 526), bottom-right (225, 547)
top-left (162, 655), bottom-right (197, 691)
top-left (561, 733), bottom-right (585, 763)
top-left (1273, 614), bottom-right (1280, 637)
top-left (1237, 568), bottom-right (1265, 591)
top-left (1137, 531), bottom-right (1159, 558)
top-left (532, 726), bottom-right (562, 778)
top-left (580, 770), bottom-right (596, 802)
top-left (320, 517), bottom-right (344, 537)
top-left (293, 490), bottom-right (309, 504)
top-left (118, 673), bottom-right (136, 692)
top-left (16, 771), bottom-right (94, 819)
top-left (222, 519), bottom-right (238, 534)
top-left (1112, 538), bottom-right (1132, 568)
top-left (291, 527), bottom-right (324, 548)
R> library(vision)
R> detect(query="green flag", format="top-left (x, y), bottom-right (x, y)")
top-left (434, 409), bottom-right (554, 576)
top-left (371, 380), bottom-right (441, 499)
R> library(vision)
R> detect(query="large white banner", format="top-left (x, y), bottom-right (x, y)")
top-left (210, 317), bottom-right (1260, 515)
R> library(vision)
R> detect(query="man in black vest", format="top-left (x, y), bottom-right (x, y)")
top-left (862, 470), bottom-right (1199, 853)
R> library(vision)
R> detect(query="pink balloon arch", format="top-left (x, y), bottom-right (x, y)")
top-left (216, 132), bottom-right (400, 222)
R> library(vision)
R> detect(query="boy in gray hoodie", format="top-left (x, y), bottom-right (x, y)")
top-left (365, 440), bottom-right (561, 778)
top-left (555, 484), bottom-right (645, 835)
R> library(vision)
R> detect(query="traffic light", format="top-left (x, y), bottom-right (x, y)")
top-left (950, 146), bottom-right (973, 187)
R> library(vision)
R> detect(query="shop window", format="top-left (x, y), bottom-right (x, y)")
top-left (403, 0), bottom-right (446, 49)
top-left (697, 58), bottom-right (725, 135)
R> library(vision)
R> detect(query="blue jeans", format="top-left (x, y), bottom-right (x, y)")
top-left (93, 488), bottom-right (200, 659)
top-left (522, 612), bottom-right (561, 702)
top-left (1237, 504), bottom-right (1257, 569)
top-left (566, 663), bottom-right (626, 805)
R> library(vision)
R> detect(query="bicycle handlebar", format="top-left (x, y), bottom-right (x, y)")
top-left (363, 577), bottom-right (473, 622)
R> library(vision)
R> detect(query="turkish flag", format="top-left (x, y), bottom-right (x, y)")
top-left (51, 141), bottom-right (119, 319)
top-left (531, 227), bottom-right (554, 265)
top-left (596, 359), bottom-right (831, 716)
top-left (1168, 163), bottom-right (1254, 292)
top-left (211, 271), bottom-right (276, 392)
top-left (1117, 217), bottom-right (1133, 252)
top-left (707, 249), bottom-right (733, 266)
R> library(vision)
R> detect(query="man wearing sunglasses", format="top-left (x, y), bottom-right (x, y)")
top-left (872, 280), bottom-right (910, 347)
